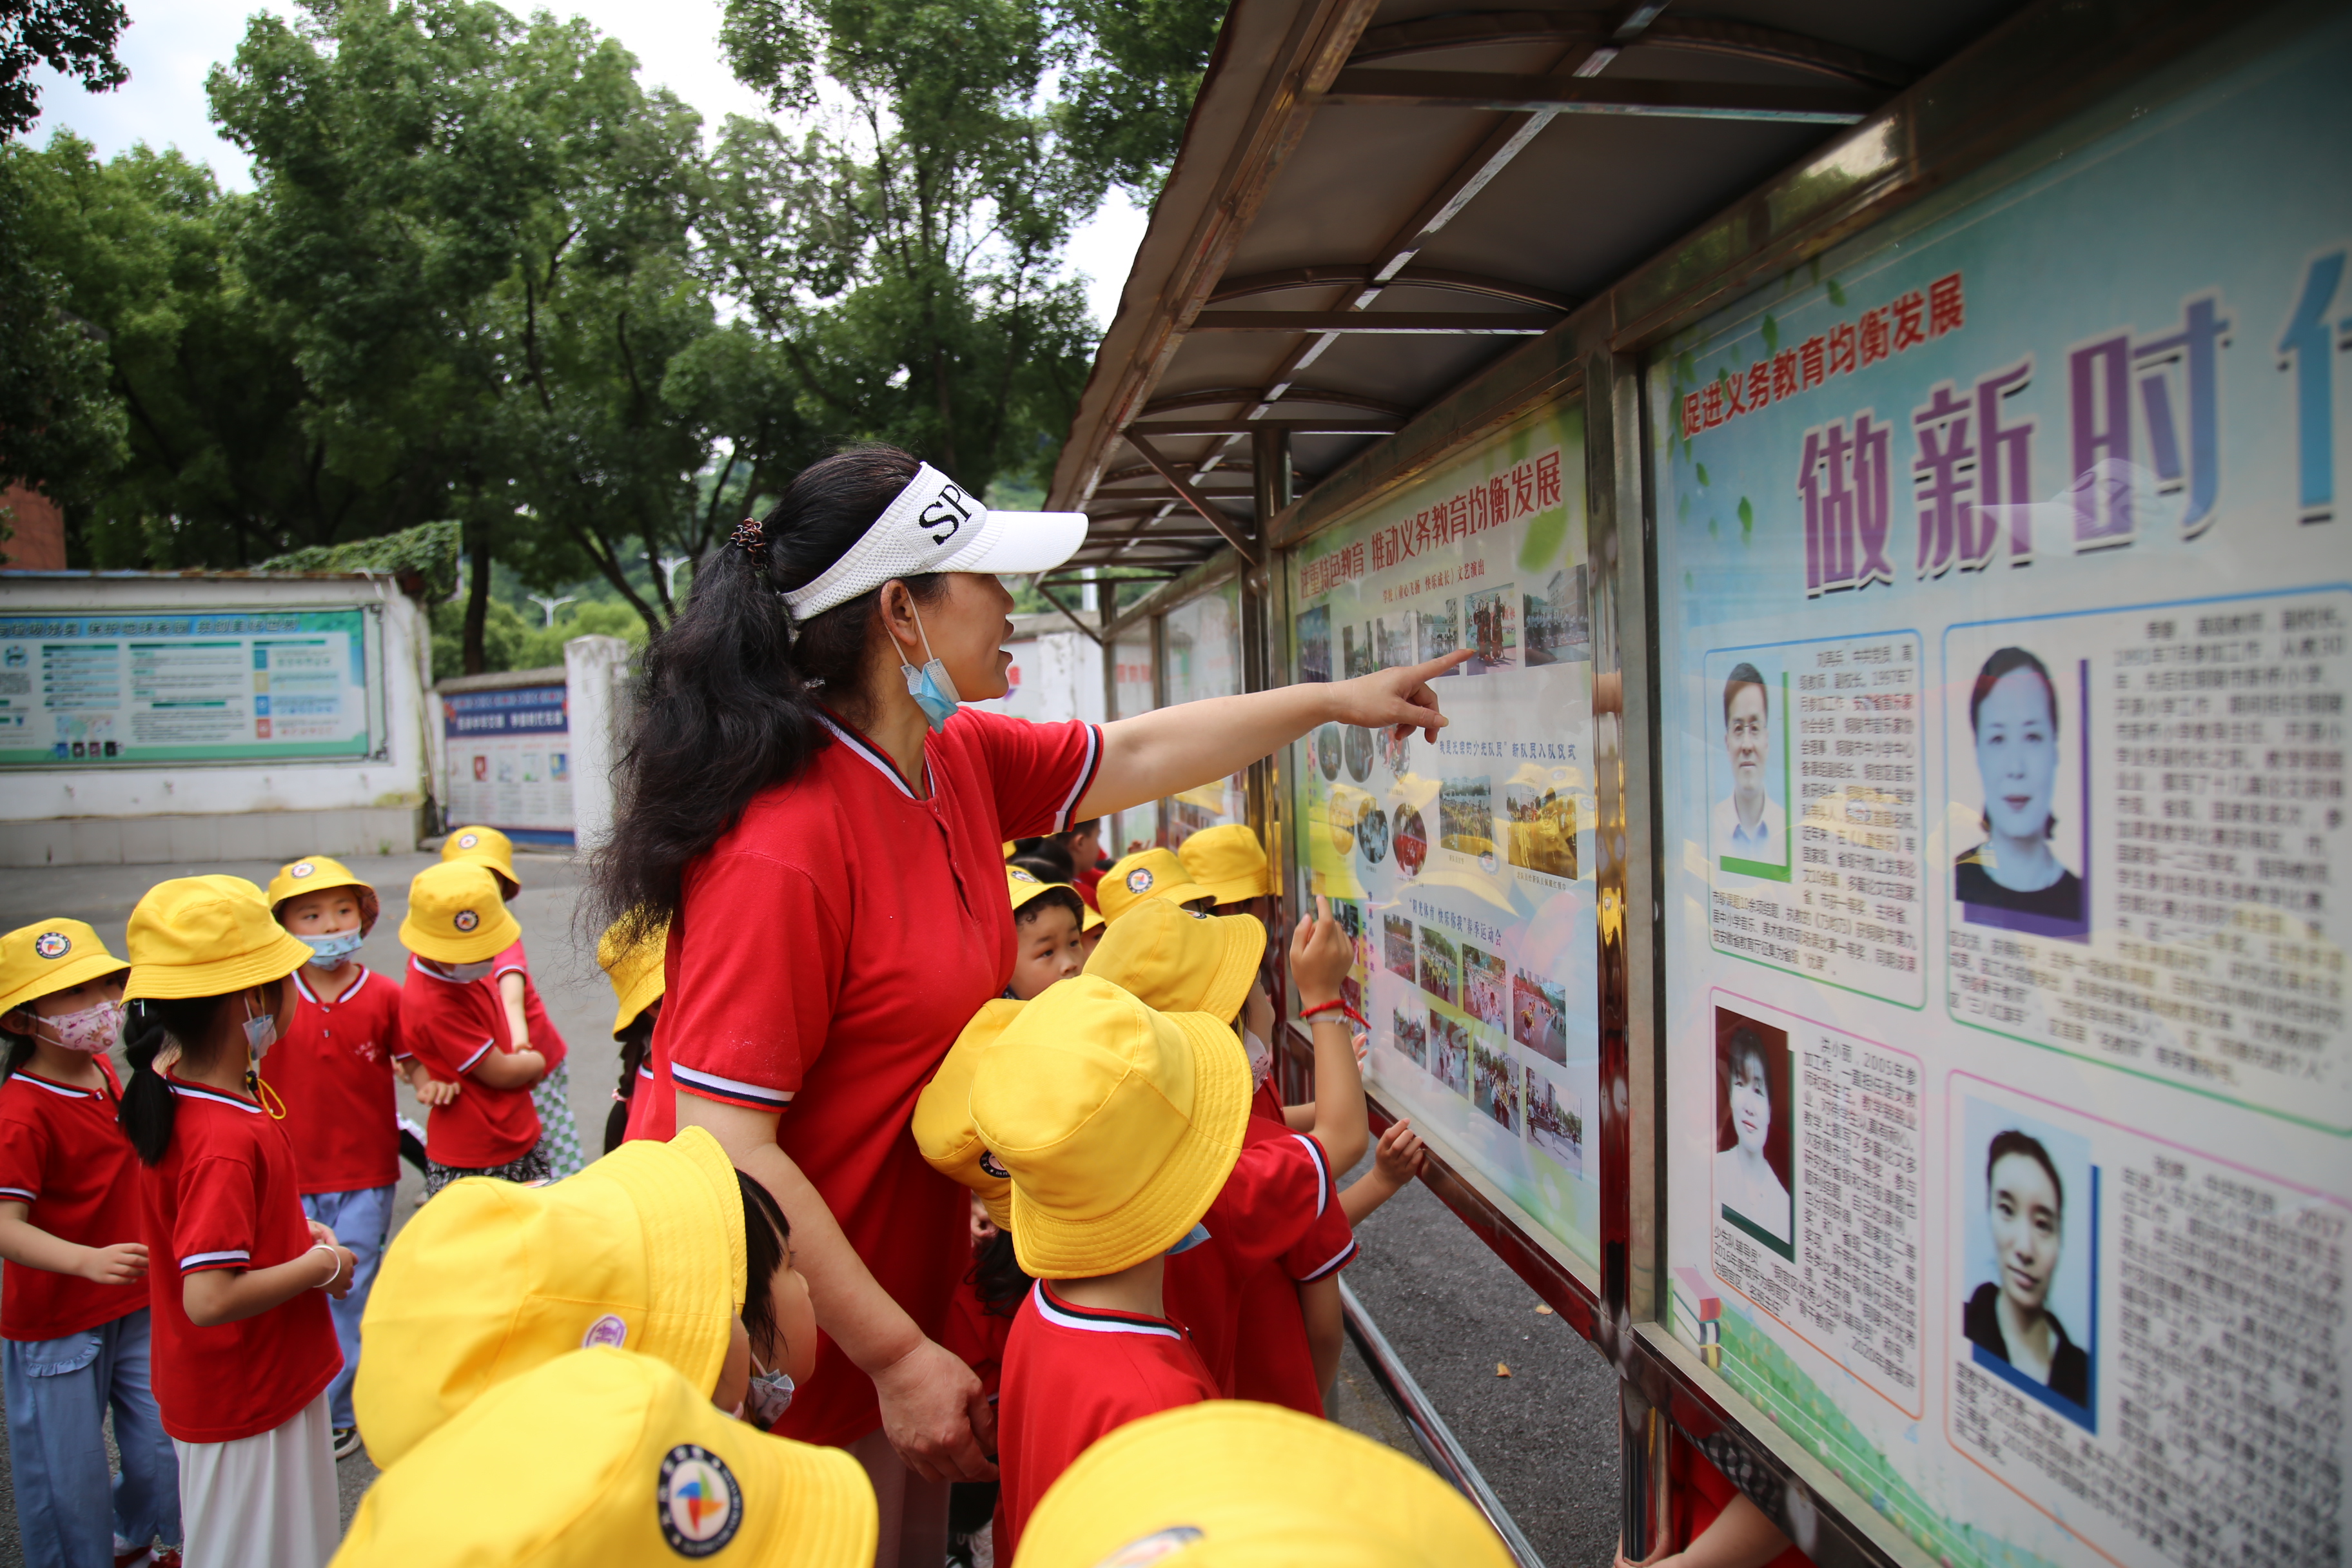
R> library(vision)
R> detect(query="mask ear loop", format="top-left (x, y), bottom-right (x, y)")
top-left (244, 991), bottom-right (289, 1120)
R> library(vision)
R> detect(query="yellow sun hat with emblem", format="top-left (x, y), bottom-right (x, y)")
top-left (1012, 1400), bottom-right (1511, 1568)
top-left (0, 919), bottom-right (129, 1015)
top-left (1095, 848), bottom-right (1214, 924)
top-left (1084, 895), bottom-right (1264, 1028)
top-left (266, 855), bottom-right (382, 936)
top-left (355, 1126), bottom-right (747, 1469)
top-left (599, 917), bottom-right (670, 1035)
top-left (398, 861), bottom-right (521, 965)
top-left (442, 824), bottom-right (521, 898)
top-left (970, 975), bottom-right (1248, 1279)
top-left (912, 999), bottom-right (1023, 1231)
top-left (1177, 823), bottom-right (1271, 905)
top-left (333, 1348), bottom-right (877, 1568)
top-left (121, 877), bottom-right (317, 1003)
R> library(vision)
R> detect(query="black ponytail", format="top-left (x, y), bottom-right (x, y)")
top-left (736, 1168), bottom-right (792, 1358)
top-left (591, 445), bottom-right (952, 945)
top-left (119, 994), bottom-right (229, 1166)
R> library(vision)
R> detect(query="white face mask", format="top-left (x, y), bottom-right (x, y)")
top-left (1243, 1027), bottom-right (1273, 1091)
top-left (300, 928), bottom-right (366, 966)
top-left (27, 999), bottom-right (122, 1055)
top-left (242, 993), bottom-right (279, 1058)
top-left (440, 958), bottom-right (496, 983)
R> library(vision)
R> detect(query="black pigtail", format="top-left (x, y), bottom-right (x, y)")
top-left (119, 999), bottom-right (179, 1166)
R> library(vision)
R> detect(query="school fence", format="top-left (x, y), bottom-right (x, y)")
top-left (1042, 2), bottom-right (2352, 1564)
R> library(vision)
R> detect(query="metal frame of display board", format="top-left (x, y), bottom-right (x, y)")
top-left (1101, 3), bottom-right (2324, 1565)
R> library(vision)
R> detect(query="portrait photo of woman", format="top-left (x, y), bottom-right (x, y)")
top-left (1714, 1012), bottom-right (1794, 1257)
top-left (1962, 1127), bottom-right (2093, 1422)
top-left (1954, 646), bottom-right (2087, 936)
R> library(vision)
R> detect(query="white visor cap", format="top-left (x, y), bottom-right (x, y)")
top-left (780, 463), bottom-right (1090, 623)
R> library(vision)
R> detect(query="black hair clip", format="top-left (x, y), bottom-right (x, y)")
top-left (730, 517), bottom-right (768, 561)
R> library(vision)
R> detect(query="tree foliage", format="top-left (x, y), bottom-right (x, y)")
top-left (1, 0), bottom-right (128, 138)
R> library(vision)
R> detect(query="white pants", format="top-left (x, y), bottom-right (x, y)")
top-left (848, 1428), bottom-right (952, 1568)
top-left (174, 1391), bottom-right (339, 1568)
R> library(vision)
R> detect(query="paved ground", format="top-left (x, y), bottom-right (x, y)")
top-left (0, 849), bottom-right (1620, 1565)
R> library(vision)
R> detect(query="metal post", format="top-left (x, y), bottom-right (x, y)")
top-left (1248, 423), bottom-right (1292, 1001)
top-left (1619, 1377), bottom-right (1674, 1563)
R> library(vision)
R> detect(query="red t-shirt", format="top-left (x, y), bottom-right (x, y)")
top-left (260, 966), bottom-right (403, 1195)
top-left (398, 957), bottom-right (541, 1170)
top-left (491, 940), bottom-right (568, 1072)
top-left (1165, 1127), bottom-right (1355, 1396)
top-left (636, 707), bottom-right (1102, 1446)
top-left (1072, 864), bottom-right (1103, 912)
top-left (140, 1078), bottom-right (342, 1443)
top-left (997, 1280), bottom-right (1218, 1558)
top-left (938, 1271), bottom-right (1016, 1402)
top-left (1676, 1429), bottom-right (1813, 1567)
top-left (0, 1061), bottom-right (148, 1340)
top-left (1250, 1076), bottom-right (1284, 1124)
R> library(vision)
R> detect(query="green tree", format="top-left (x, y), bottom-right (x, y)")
top-left (1052, 0), bottom-right (1230, 199)
top-left (0, 146), bottom-right (125, 526)
top-left (2, 0), bottom-right (128, 138)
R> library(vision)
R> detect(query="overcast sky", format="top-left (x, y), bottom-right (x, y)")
top-left (22, 0), bottom-right (1148, 331)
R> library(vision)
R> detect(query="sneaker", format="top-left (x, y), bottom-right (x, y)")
top-left (333, 1425), bottom-right (364, 1460)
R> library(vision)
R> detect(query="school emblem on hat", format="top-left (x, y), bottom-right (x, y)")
top-left (32, 932), bottom-right (70, 960)
top-left (291, 861), bottom-right (315, 879)
top-left (1096, 1526), bottom-right (1207, 1567)
top-left (977, 1150), bottom-right (1009, 1179)
top-left (580, 1313), bottom-right (627, 1349)
top-left (1126, 867), bottom-right (1154, 894)
top-left (657, 1444), bottom-right (742, 1556)
top-left (457, 832), bottom-right (480, 850)
top-left (453, 909), bottom-right (480, 933)
top-left (1010, 868), bottom-right (1038, 883)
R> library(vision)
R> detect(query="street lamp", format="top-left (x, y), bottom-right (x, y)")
top-left (527, 593), bottom-right (578, 627)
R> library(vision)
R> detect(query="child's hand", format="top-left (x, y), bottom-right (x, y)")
top-left (306, 1219), bottom-right (340, 1248)
top-left (1289, 894), bottom-right (1350, 1007)
top-left (1374, 1119), bottom-right (1427, 1186)
top-left (78, 1242), bottom-right (147, 1285)
top-left (415, 1076), bottom-right (460, 1107)
top-left (324, 1245), bottom-right (359, 1300)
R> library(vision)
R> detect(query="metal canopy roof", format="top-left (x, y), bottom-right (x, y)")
top-left (1045, 0), bottom-right (2023, 605)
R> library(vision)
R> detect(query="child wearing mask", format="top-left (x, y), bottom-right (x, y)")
top-left (442, 827), bottom-right (587, 1179)
top-left (355, 1126), bottom-right (816, 1466)
top-left (0, 919), bottom-right (181, 1568)
top-left (259, 856), bottom-right (410, 1462)
top-left (969, 977), bottom-right (1240, 1558)
top-left (118, 877), bottom-right (358, 1568)
top-left (395, 863), bottom-right (547, 1197)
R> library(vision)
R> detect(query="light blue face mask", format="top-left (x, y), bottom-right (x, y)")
top-left (1166, 1222), bottom-right (1212, 1257)
top-left (300, 928), bottom-right (366, 965)
top-left (898, 600), bottom-right (964, 734)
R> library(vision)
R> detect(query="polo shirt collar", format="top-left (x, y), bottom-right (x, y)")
top-left (817, 708), bottom-right (930, 801)
top-left (166, 1077), bottom-right (264, 1115)
top-left (1032, 1280), bottom-right (1184, 1340)
top-left (13, 1068), bottom-right (105, 1101)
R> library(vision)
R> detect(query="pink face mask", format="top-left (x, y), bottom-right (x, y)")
top-left (31, 1000), bottom-right (123, 1055)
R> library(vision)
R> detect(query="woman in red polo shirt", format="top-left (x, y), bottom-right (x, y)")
top-left (594, 445), bottom-right (1464, 1563)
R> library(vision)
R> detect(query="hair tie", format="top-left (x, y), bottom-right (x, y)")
top-left (730, 517), bottom-right (768, 561)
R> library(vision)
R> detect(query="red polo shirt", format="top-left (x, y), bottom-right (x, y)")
top-left (260, 965), bottom-right (403, 1195)
top-left (398, 957), bottom-right (541, 1170)
top-left (997, 1280), bottom-right (1218, 1558)
top-left (0, 1059), bottom-right (147, 1340)
top-left (1165, 1126), bottom-right (1355, 1396)
top-left (140, 1079), bottom-right (342, 1443)
top-left (639, 707), bottom-right (1102, 1447)
top-left (492, 940), bottom-right (568, 1072)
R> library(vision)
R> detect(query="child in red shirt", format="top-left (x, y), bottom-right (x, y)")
top-left (395, 863), bottom-right (546, 1197)
top-left (0, 917), bottom-right (181, 1567)
top-left (259, 854), bottom-right (411, 1462)
top-left (444, 827), bottom-right (587, 1179)
top-left (118, 876), bottom-right (358, 1568)
top-left (969, 976), bottom-right (1248, 1558)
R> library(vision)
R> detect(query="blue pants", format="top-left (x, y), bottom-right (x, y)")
top-left (300, 1184), bottom-right (393, 1430)
top-left (3, 1307), bottom-right (181, 1567)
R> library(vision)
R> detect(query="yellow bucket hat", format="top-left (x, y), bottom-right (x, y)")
top-left (912, 1000), bottom-right (1023, 1231)
top-left (1096, 848), bottom-right (1213, 924)
top-left (1014, 1401), bottom-right (1513, 1568)
top-left (442, 825), bottom-right (520, 897)
top-left (355, 1127), bottom-right (748, 1468)
top-left (121, 877), bottom-right (317, 1003)
top-left (333, 1348), bottom-right (877, 1568)
top-left (1083, 896), bottom-right (1264, 1026)
top-left (1177, 823), bottom-right (1270, 905)
top-left (970, 975), bottom-right (1248, 1279)
top-left (600, 917), bottom-right (670, 1035)
top-left (266, 855), bottom-right (382, 936)
top-left (398, 861), bottom-right (522, 965)
top-left (0, 919), bottom-right (129, 1015)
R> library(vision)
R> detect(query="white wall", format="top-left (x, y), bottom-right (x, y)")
top-left (0, 572), bottom-right (433, 866)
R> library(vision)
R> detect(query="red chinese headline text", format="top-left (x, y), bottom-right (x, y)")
top-left (1681, 273), bottom-right (1965, 440)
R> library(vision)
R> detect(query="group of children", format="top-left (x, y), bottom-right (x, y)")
top-left (0, 828), bottom-right (587, 1567)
